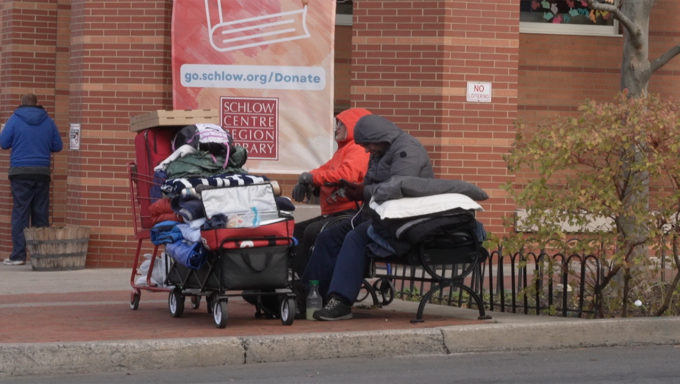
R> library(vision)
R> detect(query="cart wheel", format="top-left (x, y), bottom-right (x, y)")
top-left (213, 299), bottom-right (228, 328)
top-left (168, 289), bottom-right (185, 318)
top-left (280, 297), bottom-right (296, 326)
top-left (373, 278), bottom-right (395, 306)
top-left (129, 290), bottom-right (140, 310)
top-left (191, 295), bottom-right (201, 310)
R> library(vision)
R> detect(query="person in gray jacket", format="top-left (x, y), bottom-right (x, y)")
top-left (301, 114), bottom-right (434, 320)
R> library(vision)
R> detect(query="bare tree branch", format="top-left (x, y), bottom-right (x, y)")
top-left (583, 0), bottom-right (643, 50)
top-left (650, 44), bottom-right (680, 74)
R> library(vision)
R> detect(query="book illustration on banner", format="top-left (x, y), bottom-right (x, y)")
top-left (206, 0), bottom-right (311, 52)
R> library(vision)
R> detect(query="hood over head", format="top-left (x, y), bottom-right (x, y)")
top-left (334, 108), bottom-right (372, 145)
top-left (353, 115), bottom-right (402, 146)
top-left (14, 106), bottom-right (49, 126)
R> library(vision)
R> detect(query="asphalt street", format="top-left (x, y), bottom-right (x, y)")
top-left (2, 345), bottom-right (679, 384)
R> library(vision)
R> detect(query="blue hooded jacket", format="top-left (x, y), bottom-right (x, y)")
top-left (0, 106), bottom-right (63, 168)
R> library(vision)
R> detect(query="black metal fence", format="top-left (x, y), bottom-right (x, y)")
top-left (380, 247), bottom-right (603, 318)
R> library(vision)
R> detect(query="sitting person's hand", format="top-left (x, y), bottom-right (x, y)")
top-left (291, 183), bottom-right (311, 202)
top-left (343, 182), bottom-right (366, 201)
top-left (298, 172), bottom-right (314, 185)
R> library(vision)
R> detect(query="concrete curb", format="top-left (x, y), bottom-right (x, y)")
top-left (442, 317), bottom-right (680, 353)
top-left (1, 317), bottom-right (680, 377)
top-left (0, 338), bottom-right (244, 377)
top-left (244, 328), bottom-right (446, 364)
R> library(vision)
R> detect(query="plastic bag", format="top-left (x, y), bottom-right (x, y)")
top-left (226, 207), bottom-right (261, 228)
top-left (241, 207), bottom-right (261, 227)
top-left (135, 253), bottom-right (169, 287)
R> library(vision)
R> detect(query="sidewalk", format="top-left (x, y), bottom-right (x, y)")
top-left (1, 263), bottom-right (679, 378)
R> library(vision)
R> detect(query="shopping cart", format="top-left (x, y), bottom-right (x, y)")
top-left (127, 161), bottom-right (174, 310)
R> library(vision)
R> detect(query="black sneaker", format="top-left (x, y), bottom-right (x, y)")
top-left (312, 297), bottom-right (352, 321)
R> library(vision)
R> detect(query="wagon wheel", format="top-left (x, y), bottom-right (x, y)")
top-left (214, 299), bottom-right (228, 328)
top-left (168, 289), bottom-right (185, 318)
top-left (280, 297), bottom-right (296, 326)
top-left (191, 295), bottom-right (201, 310)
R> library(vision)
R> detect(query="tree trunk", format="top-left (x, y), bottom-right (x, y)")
top-left (619, 0), bottom-right (654, 97)
top-left (615, 1), bottom-right (653, 303)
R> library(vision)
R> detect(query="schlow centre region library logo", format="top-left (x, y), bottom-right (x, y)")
top-left (221, 97), bottom-right (279, 160)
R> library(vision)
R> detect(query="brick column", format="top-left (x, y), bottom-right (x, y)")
top-left (0, 0), bottom-right (67, 258)
top-left (352, 0), bottom-right (519, 234)
top-left (69, 0), bottom-right (173, 267)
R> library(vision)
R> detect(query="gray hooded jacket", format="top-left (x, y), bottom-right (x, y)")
top-left (353, 115), bottom-right (434, 201)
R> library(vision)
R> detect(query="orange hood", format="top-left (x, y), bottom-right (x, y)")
top-left (335, 108), bottom-right (372, 147)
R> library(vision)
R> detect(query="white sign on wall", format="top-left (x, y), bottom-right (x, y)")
top-left (69, 124), bottom-right (80, 150)
top-left (466, 82), bottom-right (492, 103)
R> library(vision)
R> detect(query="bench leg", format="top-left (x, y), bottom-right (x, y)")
top-left (411, 283), bottom-right (492, 323)
top-left (362, 279), bottom-right (382, 308)
top-left (456, 283), bottom-right (492, 320)
top-left (411, 283), bottom-right (443, 323)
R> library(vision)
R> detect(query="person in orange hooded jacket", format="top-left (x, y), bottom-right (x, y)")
top-left (290, 108), bottom-right (372, 279)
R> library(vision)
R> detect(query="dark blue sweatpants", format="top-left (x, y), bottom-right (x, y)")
top-left (10, 179), bottom-right (50, 261)
top-left (302, 218), bottom-right (372, 305)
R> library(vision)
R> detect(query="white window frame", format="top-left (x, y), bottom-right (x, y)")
top-left (520, 20), bottom-right (620, 37)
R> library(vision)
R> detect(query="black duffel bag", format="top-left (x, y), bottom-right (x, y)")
top-left (219, 243), bottom-right (291, 291)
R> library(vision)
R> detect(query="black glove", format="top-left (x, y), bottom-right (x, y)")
top-left (343, 182), bottom-right (366, 202)
top-left (291, 183), bottom-right (308, 202)
top-left (298, 172), bottom-right (314, 185)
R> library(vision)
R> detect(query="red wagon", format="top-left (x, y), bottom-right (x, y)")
top-left (127, 161), bottom-right (297, 328)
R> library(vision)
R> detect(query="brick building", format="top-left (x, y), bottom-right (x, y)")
top-left (0, 0), bottom-right (678, 267)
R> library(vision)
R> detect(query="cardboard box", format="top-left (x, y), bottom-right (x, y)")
top-left (129, 109), bottom-right (219, 132)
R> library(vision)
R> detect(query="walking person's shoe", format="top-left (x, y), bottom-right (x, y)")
top-left (312, 296), bottom-right (352, 321)
top-left (3, 258), bottom-right (26, 265)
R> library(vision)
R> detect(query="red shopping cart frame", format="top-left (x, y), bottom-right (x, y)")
top-left (127, 161), bottom-right (171, 309)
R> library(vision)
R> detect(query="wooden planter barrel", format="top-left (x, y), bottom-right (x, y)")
top-left (24, 226), bottom-right (91, 271)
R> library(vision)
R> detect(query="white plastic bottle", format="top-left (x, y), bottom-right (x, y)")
top-left (306, 280), bottom-right (322, 320)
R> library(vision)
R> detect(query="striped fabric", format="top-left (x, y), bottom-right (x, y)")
top-left (161, 173), bottom-right (269, 195)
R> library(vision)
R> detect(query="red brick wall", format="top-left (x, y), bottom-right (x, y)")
top-left (351, 0), bottom-right (519, 234)
top-left (0, 0), bottom-right (67, 258)
top-left (67, 0), bottom-right (173, 267)
top-left (334, 25), bottom-right (353, 113)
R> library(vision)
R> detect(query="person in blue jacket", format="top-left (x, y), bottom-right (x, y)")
top-left (0, 94), bottom-right (63, 265)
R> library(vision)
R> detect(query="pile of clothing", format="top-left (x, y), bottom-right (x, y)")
top-left (145, 123), bottom-right (294, 270)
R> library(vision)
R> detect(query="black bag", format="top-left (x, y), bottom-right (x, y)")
top-left (220, 244), bottom-right (290, 290)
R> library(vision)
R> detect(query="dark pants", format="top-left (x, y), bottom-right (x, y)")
top-left (10, 179), bottom-right (50, 261)
top-left (291, 210), bottom-right (356, 279)
top-left (302, 218), bottom-right (372, 305)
